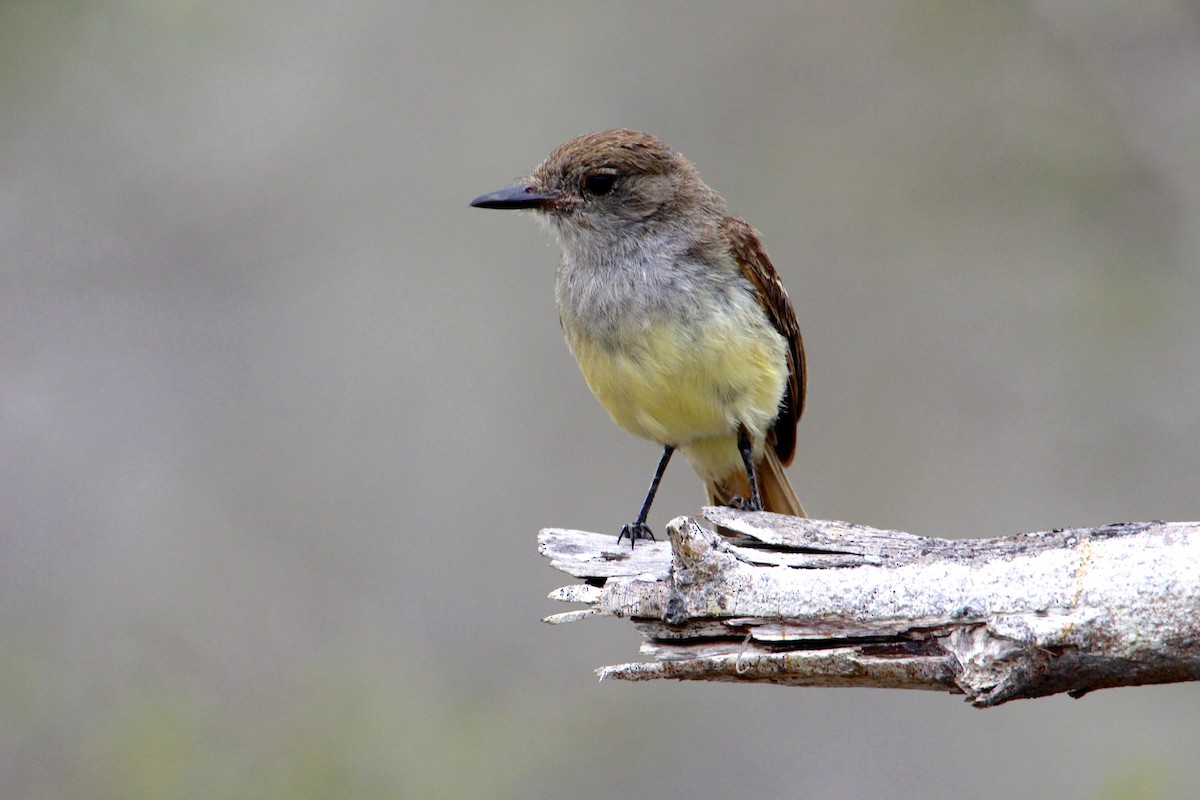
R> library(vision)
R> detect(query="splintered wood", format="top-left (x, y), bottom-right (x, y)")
top-left (539, 509), bottom-right (1200, 707)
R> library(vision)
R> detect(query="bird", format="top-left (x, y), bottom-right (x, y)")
top-left (471, 129), bottom-right (805, 546)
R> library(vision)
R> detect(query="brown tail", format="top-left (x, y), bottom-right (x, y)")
top-left (705, 447), bottom-right (805, 517)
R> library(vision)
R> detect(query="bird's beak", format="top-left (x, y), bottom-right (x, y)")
top-left (469, 182), bottom-right (558, 210)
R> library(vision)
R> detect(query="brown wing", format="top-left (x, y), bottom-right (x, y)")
top-left (722, 216), bottom-right (805, 465)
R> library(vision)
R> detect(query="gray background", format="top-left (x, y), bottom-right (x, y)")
top-left (4, 2), bottom-right (1199, 798)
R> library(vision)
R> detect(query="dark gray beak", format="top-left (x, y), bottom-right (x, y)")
top-left (469, 183), bottom-right (558, 210)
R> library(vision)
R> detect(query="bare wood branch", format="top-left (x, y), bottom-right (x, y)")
top-left (539, 509), bottom-right (1200, 707)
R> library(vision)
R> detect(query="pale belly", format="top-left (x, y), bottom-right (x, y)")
top-left (565, 316), bottom-right (788, 479)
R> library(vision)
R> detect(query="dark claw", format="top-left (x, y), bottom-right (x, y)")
top-left (617, 521), bottom-right (656, 548)
top-left (727, 495), bottom-right (763, 512)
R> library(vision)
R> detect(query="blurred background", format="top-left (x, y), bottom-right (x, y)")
top-left (3, 2), bottom-right (1199, 798)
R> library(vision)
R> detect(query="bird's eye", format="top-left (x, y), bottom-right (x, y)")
top-left (582, 171), bottom-right (618, 196)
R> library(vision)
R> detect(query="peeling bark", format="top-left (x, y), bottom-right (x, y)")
top-left (539, 509), bottom-right (1200, 707)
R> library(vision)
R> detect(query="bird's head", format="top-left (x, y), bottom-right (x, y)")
top-left (470, 129), bottom-right (722, 247)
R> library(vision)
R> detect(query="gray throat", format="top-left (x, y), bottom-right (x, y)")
top-left (552, 220), bottom-right (739, 351)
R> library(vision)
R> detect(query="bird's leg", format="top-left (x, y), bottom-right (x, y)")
top-left (729, 425), bottom-right (763, 512)
top-left (618, 445), bottom-right (674, 548)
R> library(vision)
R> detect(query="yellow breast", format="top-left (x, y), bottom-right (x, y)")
top-left (565, 314), bottom-right (788, 449)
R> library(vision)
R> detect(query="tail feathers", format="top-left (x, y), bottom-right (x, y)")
top-left (705, 448), bottom-right (805, 517)
top-left (760, 447), bottom-right (805, 517)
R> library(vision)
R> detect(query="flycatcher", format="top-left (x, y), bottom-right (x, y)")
top-left (471, 129), bottom-right (805, 545)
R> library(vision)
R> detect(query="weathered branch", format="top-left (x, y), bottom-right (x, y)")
top-left (539, 509), bottom-right (1200, 707)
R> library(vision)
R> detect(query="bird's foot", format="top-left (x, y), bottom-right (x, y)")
top-left (727, 495), bottom-right (763, 512)
top-left (617, 520), bottom-right (656, 548)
